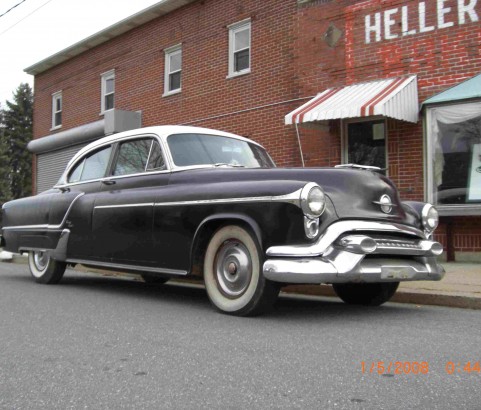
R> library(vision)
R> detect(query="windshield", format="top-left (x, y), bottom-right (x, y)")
top-left (167, 133), bottom-right (275, 168)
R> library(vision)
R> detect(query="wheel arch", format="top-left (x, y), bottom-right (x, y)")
top-left (189, 213), bottom-right (263, 277)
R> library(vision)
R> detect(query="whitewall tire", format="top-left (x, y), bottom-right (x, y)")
top-left (28, 251), bottom-right (66, 284)
top-left (203, 225), bottom-right (280, 316)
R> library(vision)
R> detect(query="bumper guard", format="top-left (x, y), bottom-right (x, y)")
top-left (263, 221), bottom-right (445, 284)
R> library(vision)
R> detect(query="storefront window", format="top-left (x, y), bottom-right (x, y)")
top-left (427, 102), bottom-right (481, 206)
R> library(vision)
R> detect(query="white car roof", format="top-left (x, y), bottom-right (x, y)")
top-left (70, 125), bottom-right (258, 163)
top-left (57, 125), bottom-right (265, 186)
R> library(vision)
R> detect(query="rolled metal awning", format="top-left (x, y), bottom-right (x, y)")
top-left (286, 76), bottom-right (419, 125)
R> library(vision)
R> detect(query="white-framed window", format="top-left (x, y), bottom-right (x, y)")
top-left (101, 70), bottom-right (115, 114)
top-left (343, 118), bottom-right (387, 173)
top-left (228, 19), bottom-right (251, 78)
top-left (51, 91), bottom-right (62, 130)
top-left (426, 101), bottom-right (481, 212)
top-left (164, 44), bottom-right (182, 96)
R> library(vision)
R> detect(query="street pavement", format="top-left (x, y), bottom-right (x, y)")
top-left (0, 262), bottom-right (480, 409)
top-left (1, 253), bottom-right (481, 309)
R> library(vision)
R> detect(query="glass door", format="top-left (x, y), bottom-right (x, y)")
top-left (346, 120), bottom-right (386, 172)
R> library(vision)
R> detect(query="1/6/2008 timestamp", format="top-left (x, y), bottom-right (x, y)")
top-left (361, 361), bottom-right (429, 374)
top-left (361, 361), bottom-right (481, 375)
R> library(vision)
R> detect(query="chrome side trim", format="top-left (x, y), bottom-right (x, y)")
top-left (80, 188), bottom-right (304, 211)
top-left (55, 168), bottom-right (172, 189)
top-left (154, 189), bottom-right (302, 208)
top-left (95, 203), bottom-right (154, 210)
top-left (2, 193), bottom-right (85, 231)
top-left (65, 259), bottom-right (188, 276)
top-left (266, 220), bottom-right (426, 258)
top-left (3, 224), bottom-right (50, 231)
top-left (55, 193), bottom-right (85, 228)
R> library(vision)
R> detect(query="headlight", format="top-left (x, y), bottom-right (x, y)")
top-left (422, 204), bottom-right (439, 232)
top-left (300, 183), bottom-right (326, 219)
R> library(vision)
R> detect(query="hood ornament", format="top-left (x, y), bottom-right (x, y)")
top-left (373, 194), bottom-right (395, 214)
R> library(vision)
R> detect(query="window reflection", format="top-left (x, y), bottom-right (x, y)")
top-left (430, 103), bottom-right (481, 205)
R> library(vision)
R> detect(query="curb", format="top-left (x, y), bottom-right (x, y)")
top-left (281, 284), bottom-right (481, 310)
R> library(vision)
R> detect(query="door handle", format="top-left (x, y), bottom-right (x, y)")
top-left (102, 179), bottom-right (116, 185)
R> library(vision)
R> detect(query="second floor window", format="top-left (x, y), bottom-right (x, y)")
top-left (52, 91), bottom-right (62, 129)
top-left (164, 45), bottom-right (182, 95)
top-left (101, 70), bottom-right (115, 113)
top-left (228, 19), bottom-right (251, 77)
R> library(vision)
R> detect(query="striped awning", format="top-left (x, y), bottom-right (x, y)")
top-left (286, 76), bottom-right (419, 125)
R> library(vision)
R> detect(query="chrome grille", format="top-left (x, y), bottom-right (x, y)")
top-left (372, 237), bottom-right (428, 255)
top-left (375, 239), bottom-right (422, 250)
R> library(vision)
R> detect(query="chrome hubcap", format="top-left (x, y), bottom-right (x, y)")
top-left (215, 240), bottom-right (252, 298)
top-left (33, 251), bottom-right (49, 271)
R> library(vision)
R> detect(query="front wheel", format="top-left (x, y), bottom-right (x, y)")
top-left (28, 251), bottom-right (66, 284)
top-left (203, 225), bottom-right (280, 316)
top-left (332, 282), bottom-right (399, 306)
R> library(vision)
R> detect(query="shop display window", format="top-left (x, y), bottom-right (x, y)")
top-left (427, 102), bottom-right (481, 206)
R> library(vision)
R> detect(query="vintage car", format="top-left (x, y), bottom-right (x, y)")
top-left (0, 125), bottom-right (444, 315)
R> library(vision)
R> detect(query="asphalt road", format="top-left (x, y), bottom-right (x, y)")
top-left (0, 263), bottom-right (480, 410)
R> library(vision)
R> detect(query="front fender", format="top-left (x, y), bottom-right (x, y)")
top-left (402, 201), bottom-right (426, 231)
top-left (189, 213), bottom-right (264, 276)
top-left (193, 212), bottom-right (263, 249)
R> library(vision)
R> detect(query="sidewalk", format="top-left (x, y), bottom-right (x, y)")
top-left (283, 262), bottom-right (481, 309)
top-left (2, 252), bottom-right (480, 309)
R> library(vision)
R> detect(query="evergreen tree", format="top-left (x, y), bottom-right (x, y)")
top-left (0, 103), bottom-right (11, 206)
top-left (1, 83), bottom-right (33, 201)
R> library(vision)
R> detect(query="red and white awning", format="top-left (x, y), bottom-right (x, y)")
top-left (286, 76), bottom-right (419, 125)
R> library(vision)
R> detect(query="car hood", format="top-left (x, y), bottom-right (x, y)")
top-left (169, 167), bottom-right (414, 224)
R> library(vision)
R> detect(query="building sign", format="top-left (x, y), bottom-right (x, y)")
top-left (365, 0), bottom-right (479, 44)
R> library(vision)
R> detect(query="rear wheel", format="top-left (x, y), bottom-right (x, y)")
top-left (203, 225), bottom-right (280, 316)
top-left (332, 282), bottom-right (399, 306)
top-left (28, 250), bottom-right (66, 284)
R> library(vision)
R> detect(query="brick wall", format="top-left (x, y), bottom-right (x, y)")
top-left (33, 0), bottom-right (300, 166)
top-left (32, 0), bottom-right (481, 255)
top-left (293, 0), bottom-right (481, 254)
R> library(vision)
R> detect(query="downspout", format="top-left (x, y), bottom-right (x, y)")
top-left (295, 122), bottom-right (305, 167)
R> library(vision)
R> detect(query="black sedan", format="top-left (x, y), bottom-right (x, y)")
top-left (0, 126), bottom-right (444, 315)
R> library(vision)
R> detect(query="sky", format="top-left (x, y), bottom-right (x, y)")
top-left (0, 0), bottom-right (161, 107)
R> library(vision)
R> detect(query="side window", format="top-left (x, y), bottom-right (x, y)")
top-left (68, 146), bottom-right (112, 183)
top-left (68, 159), bottom-right (85, 183)
top-left (113, 138), bottom-right (166, 176)
top-left (164, 44), bottom-right (182, 96)
top-left (101, 70), bottom-right (115, 113)
top-left (52, 91), bottom-right (62, 129)
top-left (228, 19), bottom-right (251, 77)
top-left (146, 141), bottom-right (166, 171)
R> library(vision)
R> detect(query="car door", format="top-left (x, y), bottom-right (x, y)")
top-left (92, 136), bottom-right (170, 266)
top-left (63, 145), bottom-right (113, 260)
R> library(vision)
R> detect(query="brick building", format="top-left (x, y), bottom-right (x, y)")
top-left (25, 0), bottom-right (481, 261)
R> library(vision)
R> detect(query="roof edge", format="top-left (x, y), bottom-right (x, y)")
top-left (25, 0), bottom-right (197, 76)
top-left (421, 73), bottom-right (481, 107)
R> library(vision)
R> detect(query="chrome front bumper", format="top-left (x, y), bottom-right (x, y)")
top-left (263, 221), bottom-right (445, 284)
